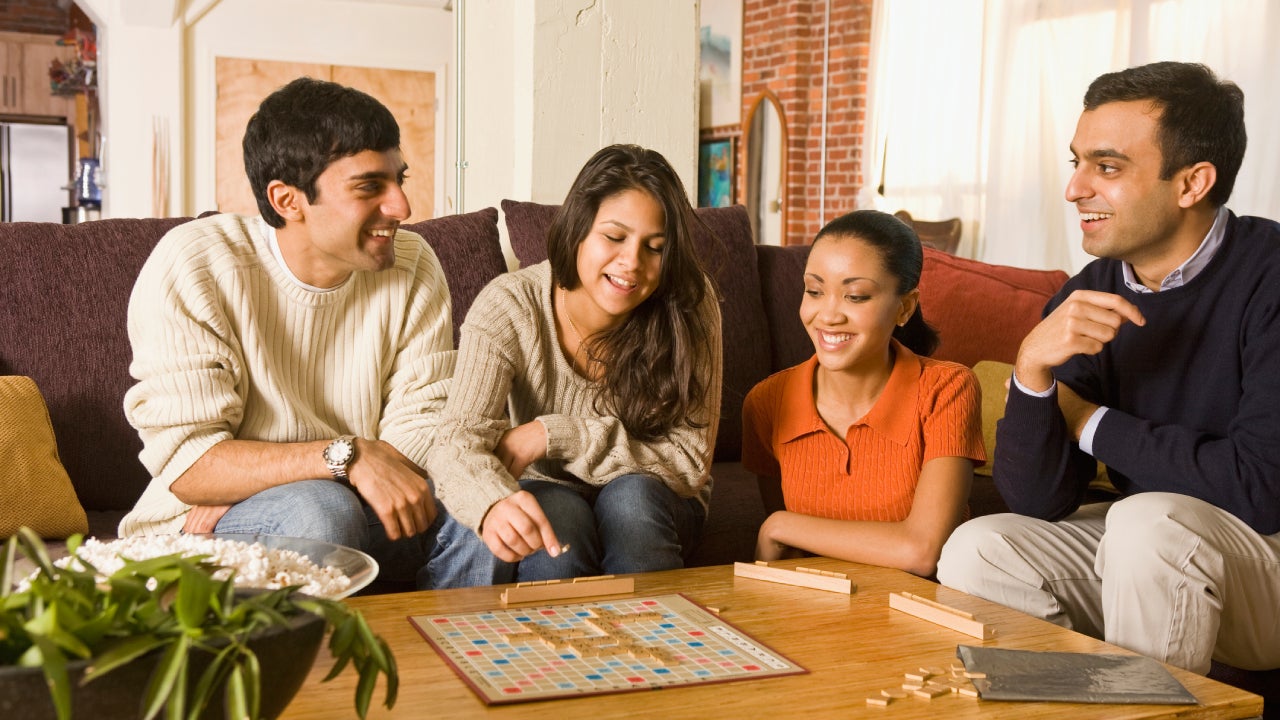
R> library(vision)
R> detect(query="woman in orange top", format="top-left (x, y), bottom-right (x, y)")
top-left (742, 210), bottom-right (985, 576)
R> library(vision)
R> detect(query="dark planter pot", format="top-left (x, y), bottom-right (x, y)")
top-left (0, 609), bottom-right (325, 720)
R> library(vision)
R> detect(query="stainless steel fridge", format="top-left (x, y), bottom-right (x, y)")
top-left (0, 120), bottom-right (73, 222)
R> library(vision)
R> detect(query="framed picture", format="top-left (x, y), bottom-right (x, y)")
top-left (699, 0), bottom-right (742, 129)
top-left (697, 137), bottom-right (736, 208)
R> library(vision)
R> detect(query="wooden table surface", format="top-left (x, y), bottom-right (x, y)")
top-left (280, 558), bottom-right (1263, 719)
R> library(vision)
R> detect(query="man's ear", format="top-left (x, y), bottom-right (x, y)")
top-left (1177, 162), bottom-right (1217, 209)
top-left (266, 180), bottom-right (306, 223)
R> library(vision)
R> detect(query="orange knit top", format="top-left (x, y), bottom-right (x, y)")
top-left (742, 342), bottom-right (986, 522)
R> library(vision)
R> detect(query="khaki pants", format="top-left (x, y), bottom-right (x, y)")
top-left (937, 492), bottom-right (1280, 673)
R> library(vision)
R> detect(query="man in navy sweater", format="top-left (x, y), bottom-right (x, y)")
top-left (938, 61), bottom-right (1280, 675)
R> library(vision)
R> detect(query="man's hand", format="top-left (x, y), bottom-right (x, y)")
top-left (1015, 290), bottom-right (1145, 391)
top-left (346, 439), bottom-right (436, 541)
top-left (182, 504), bottom-right (233, 534)
top-left (479, 490), bottom-right (562, 562)
top-left (495, 421), bottom-right (548, 482)
top-left (1057, 382), bottom-right (1099, 442)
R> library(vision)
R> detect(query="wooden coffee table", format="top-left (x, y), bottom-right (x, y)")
top-left (279, 558), bottom-right (1263, 719)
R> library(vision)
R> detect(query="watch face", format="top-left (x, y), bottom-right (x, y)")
top-left (326, 438), bottom-right (354, 465)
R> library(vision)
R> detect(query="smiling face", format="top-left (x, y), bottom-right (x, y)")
top-left (800, 235), bottom-right (918, 375)
top-left (566, 188), bottom-right (666, 331)
top-left (273, 148), bottom-right (410, 288)
top-left (1065, 100), bottom-right (1191, 272)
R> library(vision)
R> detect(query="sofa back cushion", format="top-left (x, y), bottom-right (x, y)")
top-left (918, 248), bottom-right (1068, 366)
top-left (757, 244), bottom-right (1070, 371)
top-left (0, 210), bottom-right (504, 516)
top-left (403, 207), bottom-right (505, 346)
top-left (756, 244), bottom-right (815, 374)
top-left (1, 218), bottom-right (193, 511)
top-left (501, 200), bottom-right (771, 460)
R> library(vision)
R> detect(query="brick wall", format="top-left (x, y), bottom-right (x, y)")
top-left (741, 0), bottom-right (872, 245)
top-left (0, 0), bottom-right (71, 35)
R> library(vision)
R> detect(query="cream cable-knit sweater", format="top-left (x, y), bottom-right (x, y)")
top-left (427, 262), bottom-right (723, 533)
top-left (119, 214), bottom-right (456, 536)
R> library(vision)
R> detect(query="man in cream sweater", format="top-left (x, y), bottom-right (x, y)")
top-left (119, 78), bottom-right (455, 582)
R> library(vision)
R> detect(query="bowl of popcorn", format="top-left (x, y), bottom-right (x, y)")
top-left (59, 533), bottom-right (379, 599)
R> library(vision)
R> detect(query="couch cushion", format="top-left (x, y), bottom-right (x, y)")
top-left (500, 201), bottom-right (770, 461)
top-left (0, 376), bottom-right (89, 539)
top-left (756, 244), bottom-right (814, 374)
top-left (501, 199), bottom-right (559, 267)
top-left (1, 218), bottom-right (194, 512)
top-left (403, 207), bottom-right (504, 345)
top-left (919, 248), bottom-right (1069, 367)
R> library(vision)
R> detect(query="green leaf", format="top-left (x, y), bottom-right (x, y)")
top-left (141, 633), bottom-right (190, 720)
top-left (1, 536), bottom-right (16, 599)
top-left (354, 656), bottom-right (378, 719)
top-left (31, 636), bottom-right (72, 720)
top-left (173, 565), bottom-right (216, 630)
top-left (240, 646), bottom-right (261, 720)
top-left (188, 642), bottom-right (238, 718)
top-left (83, 635), bottom-right (166, 681)
top-left (225, 662), bottom-right (248, 720)
top-left (380, 637), bottom-right (399, 708)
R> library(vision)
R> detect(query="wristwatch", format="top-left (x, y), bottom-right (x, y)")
top-left (323, 435), bottom-right (358, 482)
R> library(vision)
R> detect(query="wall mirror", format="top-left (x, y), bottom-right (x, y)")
top-left (743, 90), bottom-right (787, 245)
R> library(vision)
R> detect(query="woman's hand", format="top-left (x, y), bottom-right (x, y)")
top-left (754, 511), bottom-right (805, 561)
top-left (495, 421), bottom-right (548, 481)
top-left (479, 490), bottom-right (563, 562)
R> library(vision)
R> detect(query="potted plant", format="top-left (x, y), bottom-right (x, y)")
top-left (0, 528), bottom-right (398, 720)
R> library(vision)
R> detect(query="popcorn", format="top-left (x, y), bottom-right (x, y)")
top-left (57, 535), bottom-right (353, 598)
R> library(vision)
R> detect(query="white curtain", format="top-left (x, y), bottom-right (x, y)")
top-left (861, 0), bottom-right (1280, 272)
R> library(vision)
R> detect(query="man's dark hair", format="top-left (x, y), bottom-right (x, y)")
top-left (1084, 62), bottom-right (1245, 207)
top-left (243, 77), bottom-right (401, 227)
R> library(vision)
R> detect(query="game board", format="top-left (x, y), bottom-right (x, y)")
top-left (409, 593), bottom-right (806, 704)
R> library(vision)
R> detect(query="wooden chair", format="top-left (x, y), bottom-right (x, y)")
top-left (894, 210), bottom-right (962, 255)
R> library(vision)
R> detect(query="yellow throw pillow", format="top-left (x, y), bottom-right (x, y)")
top-left (0, 376), bottom-right (89, 539)
top-left (969, 361), bottom-right (1111, 489)
top-left (970, 361), bottom-right (1012, 478)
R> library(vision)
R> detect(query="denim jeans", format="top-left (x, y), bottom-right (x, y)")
top-left (423, 473), bottom-right (705, 589)
top-left (214, 479), bottom-right (442, 585)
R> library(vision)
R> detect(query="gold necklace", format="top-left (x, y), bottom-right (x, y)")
top-left (561, 290), bottom-right (587, 346)
top-left (558, 289), bottom-right (593, 373)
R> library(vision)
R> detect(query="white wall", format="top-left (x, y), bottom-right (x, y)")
top-left (79, 0), bottom-right (453, 218)
top-left (461, 0), bottom-right (700, 220)
top-left (80, 0), bottom-right (699, 231)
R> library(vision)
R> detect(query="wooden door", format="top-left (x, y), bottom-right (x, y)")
top-left (216, 57), bottom-right (436, 221)
top-left (332, 65), bottom-right (435, 220)
top-left (215, 57), bottom-right (329, 216)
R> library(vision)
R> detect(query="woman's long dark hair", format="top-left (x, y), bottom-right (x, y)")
top-left (813, 210), bottom-right (940, 356)
top-left (547, 144), bottom-right (712, 441)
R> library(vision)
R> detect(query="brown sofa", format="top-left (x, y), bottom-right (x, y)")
top-left (0, 198), bottom-right (1059, 558)
top-left (4, 205), bottom-right (1274, 711)
top-left (1, 202), bottom-right (1065, 559)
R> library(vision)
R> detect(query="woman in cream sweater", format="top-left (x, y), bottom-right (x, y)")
top-left (423, 145), bottom-right (722, 588)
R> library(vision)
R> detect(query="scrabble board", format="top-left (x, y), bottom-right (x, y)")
top-left (409, 593), bottom-right (806, 704)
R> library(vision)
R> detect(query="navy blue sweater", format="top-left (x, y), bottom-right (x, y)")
top-left (994, 212), bottom-right (1280, 535)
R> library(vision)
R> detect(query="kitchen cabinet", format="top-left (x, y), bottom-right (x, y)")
top-left (0, 32), bottom-right (77, 119)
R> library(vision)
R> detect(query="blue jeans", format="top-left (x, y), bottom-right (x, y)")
top-left (214, 479), bottom-right (443, 584)
top-left (423, 474), bottom-right (705, 589)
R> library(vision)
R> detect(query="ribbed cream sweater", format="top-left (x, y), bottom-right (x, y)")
top-left (120, 214), bottom-right (456, 536)
top-left (427, 262), bottom-right (722, 532)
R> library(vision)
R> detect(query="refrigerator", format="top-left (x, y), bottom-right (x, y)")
top-left (0, 121), bottom-right (73, 223)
